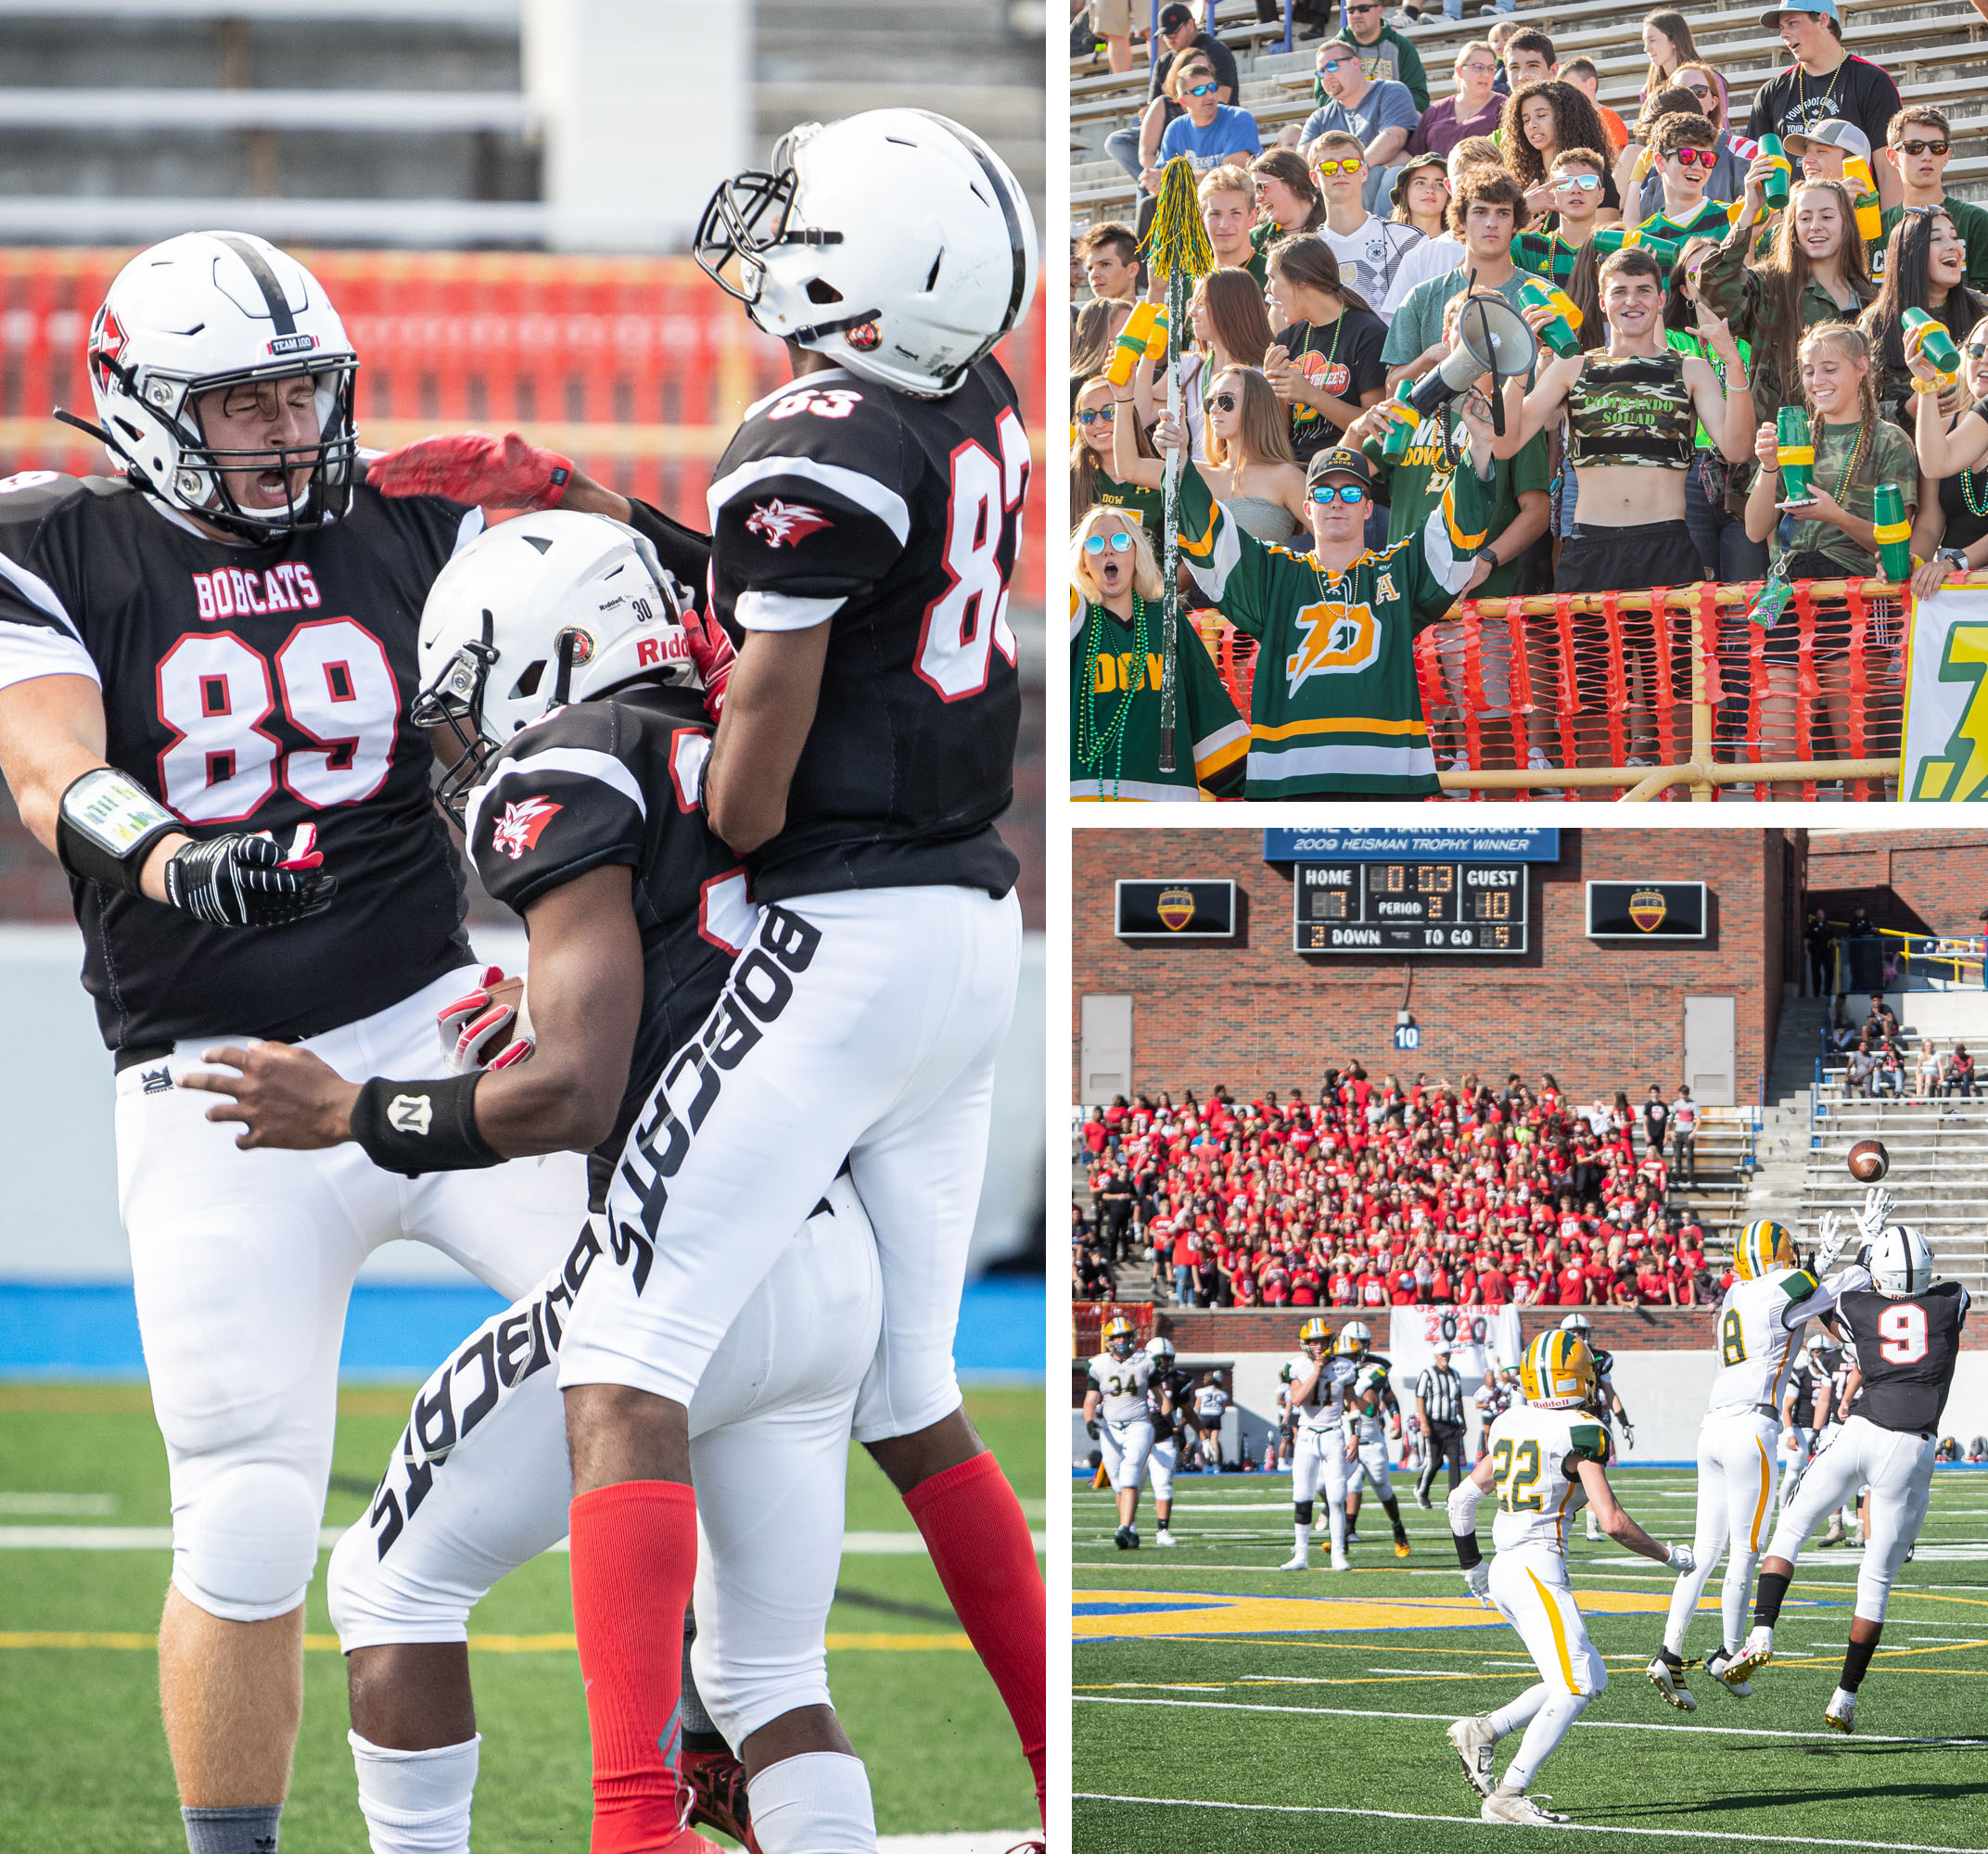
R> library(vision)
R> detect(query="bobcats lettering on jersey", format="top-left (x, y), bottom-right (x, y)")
top-left (191, 562), bottom-right (322, 618)
top-left (1834, 1282), bottom-right (1969, 1435)
top-left (464, 689), bottom-right (749, 1205)
top-left (706, 358), bottom-right (1027, 904)
top-left (1484, 1403), bottom-right (1612, 1556)
top-left (1087, 1350), bottom-right (1155, 1426)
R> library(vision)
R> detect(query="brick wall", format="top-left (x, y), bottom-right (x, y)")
top-left (1807, 831), bottom-right (1988, 940)
top-left (1073, 827), bottom-right (1788, 1104)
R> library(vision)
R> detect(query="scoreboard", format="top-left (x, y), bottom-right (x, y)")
top-left (1293, 861), bottom-right (1528, 954)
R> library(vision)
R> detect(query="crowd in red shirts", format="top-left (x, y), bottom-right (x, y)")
top-left (1075, 1068), bottom-right (1720, 1311)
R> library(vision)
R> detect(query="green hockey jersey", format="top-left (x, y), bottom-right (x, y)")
top-left (1069, 589), bottom-right (1249, 801)
top-left (1174, 453), bottom-right (1492, 797)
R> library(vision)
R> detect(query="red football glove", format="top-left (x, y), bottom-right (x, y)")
top-left (367, 431), bottom-right (574, 511)
top-left (436, 967), bottom-right (535, 1074)
top-left (682, 605), bottom-right (736, 721)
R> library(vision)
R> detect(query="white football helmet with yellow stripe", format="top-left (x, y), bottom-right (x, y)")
top-left (1338, 1319), bottom-right (1372, 1358)
top-left (1734, 1220), bottom-right (1798, 1283)
top-left (1520, 1329), bottom-right (1598, 1409)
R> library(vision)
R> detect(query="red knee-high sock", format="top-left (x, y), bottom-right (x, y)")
top-left (568, 1481), bottom-right (698, 1854)
top-left (903, 1451), bottom-right (1046, 1822)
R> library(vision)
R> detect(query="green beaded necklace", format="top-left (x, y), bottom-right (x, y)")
top-left (1077, 592), bottom-right (1151, 801)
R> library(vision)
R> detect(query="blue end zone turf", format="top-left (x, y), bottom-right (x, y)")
top-left (0, 1275), bottom-right (1046, 1381)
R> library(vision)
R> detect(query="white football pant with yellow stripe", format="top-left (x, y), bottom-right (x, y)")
top-left (1482, 1547), bottom-right (1608, 1792)
top-left (1663, 1406), bottom-right (1779, 1658)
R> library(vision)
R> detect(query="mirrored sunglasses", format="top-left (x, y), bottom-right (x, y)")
top-left (1554, 172), bottom-right (1602, 192)
top-left (1894, 138), bottom-right (1951, 158)
top-left (1083, 530), bottom-right (1136, 555)
top-left (1076, 405), bottom-right (1117, 425)
top-left (1186, 80), bottom-right (1220, 96)
top-left (1309, 483), bottom-right (1369, 504)
top-left (1316, 156), bottom-right (1365, 175)
top-left (1669, 146), bottom-right (1716, 169)
top-left (1209, 391), bottom-right (1240, 412)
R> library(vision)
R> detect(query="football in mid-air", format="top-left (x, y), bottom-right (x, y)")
top-left (1847, 1138), bottom-right (1889, 1182)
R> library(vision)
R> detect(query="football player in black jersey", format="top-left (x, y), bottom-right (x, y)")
top-left (185, 511), bottom-right (893, 1854)
top-left (526, 110), bottom-right (1041, 1845)
top-left (1143, 1334), bottom-right (1198, 1545)
top-left (0, 228), bottom-right (718, 1854)
top-left (1730, 1224), bottom-right (1969, 1733)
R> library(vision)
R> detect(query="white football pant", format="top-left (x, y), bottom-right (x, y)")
top-left (1353, 1436), bottom-right (1395, 1498)
top-left (1291, 1426), bottom-right (1350, 1557)
top-left (1098, 1417), bottom-right (1155, 1494)
top-left (329, 1171), bottom-right (879, 1750)
top-left (559, 885), bottom-right (1019, 1441)
top-left (1766, 1415), bottom-right (1936, 1623)
top-left (1147, 1435), bottom-right (1177, 1505)
top-left (1663, 1406), bottom-right (1778, 1657)
top-left (121, 967), bottom-right (584, 1622)
top-left (1485, 1549), bottom-right (1608, 1792)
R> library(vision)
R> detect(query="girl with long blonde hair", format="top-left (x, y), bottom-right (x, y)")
top-left (1068, 506), bottom-right (1246, 801)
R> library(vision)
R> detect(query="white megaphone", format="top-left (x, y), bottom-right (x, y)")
top-left (1406, 289), bottom-right (1539, 436)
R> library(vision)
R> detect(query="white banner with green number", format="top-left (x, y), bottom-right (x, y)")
top-left (1902, 586), bottom-right (1988, 801)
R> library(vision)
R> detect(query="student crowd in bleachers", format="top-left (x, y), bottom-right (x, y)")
top-left (1069, 0), bottom-right (1988, 800)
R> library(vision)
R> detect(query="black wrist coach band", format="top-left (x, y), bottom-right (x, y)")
top-left (350, 1073), bottom-right (498, 1177)
top-left (1455, 1530), bottom-right (1484, 1569)
top-left (57, 768), bottom-right (179, 895)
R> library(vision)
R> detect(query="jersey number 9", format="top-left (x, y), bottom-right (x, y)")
top-left (1878, 1302), bottom-right (1928, 1364)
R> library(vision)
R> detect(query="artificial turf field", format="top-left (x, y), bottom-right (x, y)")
top-left (1076, 1464), bottom-right (1988, 1852)
top-left (0, 1381), bottom-right (1042, 1852)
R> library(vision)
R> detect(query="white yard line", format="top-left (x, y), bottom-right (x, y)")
top-left (1072, 1792), bottom-right (1988, 1849)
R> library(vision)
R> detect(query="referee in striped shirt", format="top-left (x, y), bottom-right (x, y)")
top-left (1415, 1341), bottom-right (1469, 1507)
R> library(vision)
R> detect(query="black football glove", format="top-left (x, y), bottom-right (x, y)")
top-left (1086, 1419), bottom-right (1101, 1440)
top-left (163, 826), bottom-right (337, 928)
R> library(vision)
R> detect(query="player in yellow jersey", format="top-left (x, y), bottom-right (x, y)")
top-left (1646, 1203), bottom-right (1886, 1709)
top-left (1446, 1330), bottom-right (1695, 1825)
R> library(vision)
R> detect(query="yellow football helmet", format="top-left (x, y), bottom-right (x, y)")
top-left (1300, 1316), bottom-right (1331, 1351)
top-left (1103, 1315), bottom-right (1135, 1359)
top-left (1520, 1329), bottom-right (1598, 1408)
top-left (1734, 1220), bottom-right (1797, 1283)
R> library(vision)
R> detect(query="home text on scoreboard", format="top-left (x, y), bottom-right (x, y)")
top-left (1293, 861), bottom-right (1529, 954)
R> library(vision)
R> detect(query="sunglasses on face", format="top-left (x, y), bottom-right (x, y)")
top-left (1668, 146), bottom-right (1716, 169)
top-left (1316, 156), bottom-right (1365, 175)
top-left (1077, 405), bottom-right (1117, 425)
top-left (1310, 483), bottom-right (1369, 504)
top-left (1209, 391), bottom-right (1240, 412)
top-left (1186, 80), bottom-right (1219, 96)
top-left (1554, 172), bottom-right (1602, 192)
top-left (1894, 139), bottom-right (1951, 158)
top-left (1679, 80), bottom-right (1713, 95)
top-left (1968, 344), bottom-right (1987, 361)
top-left (1321, 58), bottom-right (1351, 71)
top-left (1083, 530), bottom-right (1135, 555)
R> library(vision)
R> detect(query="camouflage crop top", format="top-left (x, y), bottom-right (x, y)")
top-left (1565, 350), bottom-right (1696, 472)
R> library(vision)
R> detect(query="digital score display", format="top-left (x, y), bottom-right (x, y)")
top-left (1293, 862), bottom-right (1528, 954)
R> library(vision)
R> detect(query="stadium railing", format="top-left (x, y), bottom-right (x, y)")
top-left (0, 248), bottom-right (1046, 590)
top-left (1073, 1300), bottom-right (1156, 1360)
top-left (1198, 574), bottom-right (1949, 800)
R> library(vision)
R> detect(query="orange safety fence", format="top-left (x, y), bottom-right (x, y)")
top-left (0, 248), bottom-right (1045, 593)
top-left (1194, 579), bottom-right (1910, 801)
top-left (1072, 1300), bottom-right (1154, 1362)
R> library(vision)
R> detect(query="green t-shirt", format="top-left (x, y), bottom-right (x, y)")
top-left (1879, 196), bottom-right (1988, 293)
top-left (1778, 415), bottom-right (1919, 578)
top-left (1664, 326), bottom-right (1752, 451)
top-left (1068, 590), bottom-right (1248, 801)
top-left (1375, 408), bottom-right (1549, 600)
top-left (1079, 468), bottom-right (1166, 557)
top-left (1381, 267), bottom-right (1534, 372)
top-left (1172, 451), bottom-right (1496, 797)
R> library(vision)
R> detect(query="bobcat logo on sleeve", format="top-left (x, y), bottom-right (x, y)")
top-left (490, 795), bottom-right (564, 861)
top-left (745, 500), bottom-right (834, 548)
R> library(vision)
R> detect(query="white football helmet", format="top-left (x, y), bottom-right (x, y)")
top-left (694, 108), bottom-right (1039, 397)
top-left (1559, 1313), bottom-right (1592, 1337)
top-left (81, 230), bottom-right (359, 539)
top-left (412, 510), bottom-right (699, 820)
top-left (1145, 1335), bottom-right (1176, 1369)
top-left (1867, 1225), bottom-right (1936, 1298)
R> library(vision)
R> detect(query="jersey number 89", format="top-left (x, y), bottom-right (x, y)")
top-left (156, 620), bottom-right (398, 821)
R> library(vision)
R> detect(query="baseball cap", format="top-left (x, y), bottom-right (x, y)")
top-left (1159, 2), bottom-right (1195, 28)
top-left (1306, 445), bottom-right (1374, 489)
top-left (1784, 116), bottom-right (1871, 161)
top-left (1758, 0), bottom-right (1839, 25)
